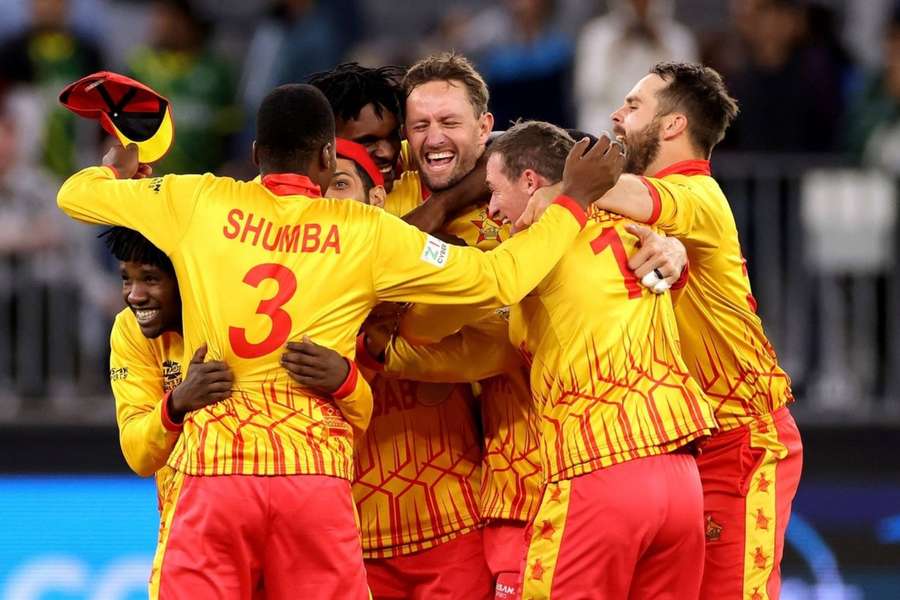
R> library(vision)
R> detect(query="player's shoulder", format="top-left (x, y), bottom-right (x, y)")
top-left (111, 308), bottom-right (146, 350)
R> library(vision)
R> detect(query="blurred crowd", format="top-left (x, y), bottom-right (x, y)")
top-left (1, 0), bottom-right (899, 415)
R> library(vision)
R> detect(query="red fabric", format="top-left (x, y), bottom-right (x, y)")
top-left (483, 520), bottom-right (527, 599)
top-left (536, 452), bottom-right (705, 599)
top-left (158, 474), bottom-right (368, 599)
top-left (261, 173), bottom-right (322, 198)
top-left (159, 391), bottom-right (182, 432)
top-left (59, 71), bottom-right (168, 122)
top-left (365, 530), bottom-right (493, 600)
top-left (671, 260), bottom-right (690, 291)
top-left (696, 408), bottom-right (803, 600)
top-left (653, 159), bottom-right (711, 178)
top-left (336, 138), bottom-right (385, 187)
top-left (638, 176), bottom-right (662, 224)
top-left (551, 196), bottom-right (588, 228)
top-left (331, 358), bottom-right (359, 400)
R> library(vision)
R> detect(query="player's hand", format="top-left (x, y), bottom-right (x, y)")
top-left (168, 345), bottom-right (233, 422)
top-left (560, 133), bottom-right (625, 210)
top-left (102, 142), bottom-right (153, 179)
top-left (514, 182), bottom-right (562, 233)
top-left (625, 224), bottom-right (687, 293)
top-left (281, 336), bottom-right (349, 395)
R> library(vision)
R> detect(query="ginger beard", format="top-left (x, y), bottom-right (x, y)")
top-left (618, 116), bottom-right (662, 176)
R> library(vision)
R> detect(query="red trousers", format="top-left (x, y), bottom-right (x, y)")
top-left (150, 473), bottom-right (368, 599)
top-left (365, 529), bottom-right (494, 599)
top-left (697, 407), bottom-right (803, 600)
top-left (520, 451), bottom-right (705, 599)
top-left (484, 520), bottom-right (528, 599)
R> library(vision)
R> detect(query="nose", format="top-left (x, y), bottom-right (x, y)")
top-left (610, 107), bottom-right (624, 126)
top-left (424, 124), bottom-right (449, 148)
top-left (369, 139), bottom-right (394, 164)
top-left (488, 194), bottom-right (501, 218)
top-left (127, 281), bottom-right (149, 306)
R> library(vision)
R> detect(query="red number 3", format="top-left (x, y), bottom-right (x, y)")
top-left (590, 227), bottom-right (642, 299)
top-left (228, 263), bottom-right (297, 358)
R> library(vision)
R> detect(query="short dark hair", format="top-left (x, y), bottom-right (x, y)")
top-left (256, 84), bottom-right (335, 168)
top-left (650, 62), bottom-right (739, 156)
top-left (99, 227), bottom-right (175, 275)
top-left (488, 120), bottom-right (573, 184)
top-left (308, 62), bottom-right (405, 124)
top-left (403, 52), bottom-right (489, 117)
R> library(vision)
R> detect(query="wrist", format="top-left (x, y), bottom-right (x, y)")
top-left (331, 358), bottom-right (359, 400)
top-left (161, 390), bottom-right (184, 431)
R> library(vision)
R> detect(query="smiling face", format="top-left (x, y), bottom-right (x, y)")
top-left (121, 261), bottom-right (181, 338)
top-left (610, 74), bottom-right (668, 175)
top-left (405, 80), bottom-right (493, 192)
top-left (336, 103), bottom-right (401, 193)
top-left (486, 152), bottom-right (533, 225)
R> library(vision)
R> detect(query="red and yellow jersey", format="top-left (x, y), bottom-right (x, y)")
top-left (445, 203), bottom-right (511, 251)
top-left (58, 167), bottom-right (585, 479)
top-left (353, 373), bottom-right (483, 558)
top-left (109, 308), bottom-right (183, 503)
top-left (401, 210), bottom-right (718, 483)
top-left (386, 313), bottom-right (544, 522)
top-left (641, 160), bottom-right (793, 430)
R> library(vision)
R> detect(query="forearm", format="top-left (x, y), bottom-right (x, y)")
top-left (385, 327), bottom-right (515, 382)
top-left (330, 360), bottom-right (373, 436)
top-left (401, 163), bottom-right (490, 233)
top-left (117, 396), bottom-right (181, 477)
top-left (594, 174), bottom-right (656, 223)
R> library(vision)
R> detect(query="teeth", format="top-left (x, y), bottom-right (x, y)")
top-left (427, 151), bottom-right (454, 161)
top-left (134, 309), bottom-right (159, 324)
top-left (379, 165), bottom-right (392, 173)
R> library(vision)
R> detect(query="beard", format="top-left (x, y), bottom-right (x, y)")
top-left (420, 148), bottom-right (480, 192)
top-left (622, 118), bottom-right (662, 175)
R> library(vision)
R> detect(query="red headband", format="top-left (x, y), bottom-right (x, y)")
top-left (335, 138), bottom-right (384, 187)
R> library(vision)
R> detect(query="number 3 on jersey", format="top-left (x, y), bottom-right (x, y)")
top-left (229, 263), bottom-right (297, 358)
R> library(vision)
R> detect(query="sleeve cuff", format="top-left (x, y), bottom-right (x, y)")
top-left (103, 165), bottom-right (122, 180)
top-left (355, 333), bottom-right (385, 372)
top-left (637, 177), bottom-right (662, 224)
top-left (160, 390), bottom-right (183, 432)
top-left (552, 195), bottom-right (588, 228)
top-left (671, 260), bottom-right (690, 291)
top-left (331, 358), bottom-right (360, 400)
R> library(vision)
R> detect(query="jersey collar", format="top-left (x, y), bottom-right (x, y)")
top-left (653, 160), bottom-right (711, 179)
top-left (261, 173), bottom-right (322, 197)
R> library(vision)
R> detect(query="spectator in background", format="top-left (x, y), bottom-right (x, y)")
top-left (127, 0), bottom-right (240, 175)
top-left (575, 0), bottom-right (697, 134)
top-left (725, 0), bottom-right (846, 153)
top-left (0, 0), bottom-right (103, 177)
top-left (0, 93), bottom-right (118, 407)
top-left (845, 5), bottom-right (900, 173)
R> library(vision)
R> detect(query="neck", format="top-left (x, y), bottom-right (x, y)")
top-left (645, 142), bottom-right (705, 177)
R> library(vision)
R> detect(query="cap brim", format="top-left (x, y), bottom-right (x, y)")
top-left (105, 106), bottom-right (174, 163)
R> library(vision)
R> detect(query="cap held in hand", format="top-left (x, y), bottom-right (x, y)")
top-left (59, 71), bottom-right (174, 163)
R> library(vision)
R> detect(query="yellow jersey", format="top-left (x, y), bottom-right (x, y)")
top-left (57, 168), bottom-right (586, 478)
top-left (640, 160), bottom-right (793, 430)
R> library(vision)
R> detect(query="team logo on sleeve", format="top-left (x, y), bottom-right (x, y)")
top-left (147, 177), bottom-right (163, 193)
top-left (420, 236), bottom-right (449, 268)
top-left (109, 366), bottom-right (128, 382)
top-left (162, 360), bottom-right (182, 392)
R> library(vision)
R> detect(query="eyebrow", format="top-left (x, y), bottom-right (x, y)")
top-left (333, 170), bottom-right (354, 178)
top-left (626, 95), bottom-right (640, 104)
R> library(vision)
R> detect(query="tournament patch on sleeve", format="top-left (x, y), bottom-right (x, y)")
top-left (420, 235), bottom-right (450, 268)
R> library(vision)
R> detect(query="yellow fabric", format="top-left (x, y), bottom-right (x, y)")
top-left (353, 374), bottom-right (483, 558)
top-left (520, 479), bottom-right (572, 600)
top-left (742, 412), bottom-right (787, 600)
top-left (149, 468), bottom-right (186, 599)
top-left (445, 203), bottom-right (511, 250)
top-left (402, 210), bottom-right (718, 483)
top-left (58, 167), bottom-right (584, 477)
top-left (644, 174), bottom-right (793, 430)
top-left (386, 313), bottom-right (544, 522)
top-left (109, 308), bottom-right (183, 479)
top-left (383, 141), bottom-right (422, 218)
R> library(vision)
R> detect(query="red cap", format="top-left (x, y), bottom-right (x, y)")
top-left (336, 138), bottom-right (384, 187)
top-left (59, 71), bottom-right (174, 163)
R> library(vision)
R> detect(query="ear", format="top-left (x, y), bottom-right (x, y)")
top-left (521, 169), bottom-right (542, 195)
top-left (477, 111), bottom-right (495, 145)
top-left (251, 141), bottom-right (259, 167)
top-left (662, 113), bottom-right (688, 141)
top-left (368, 185), bottom-right (386, 208)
